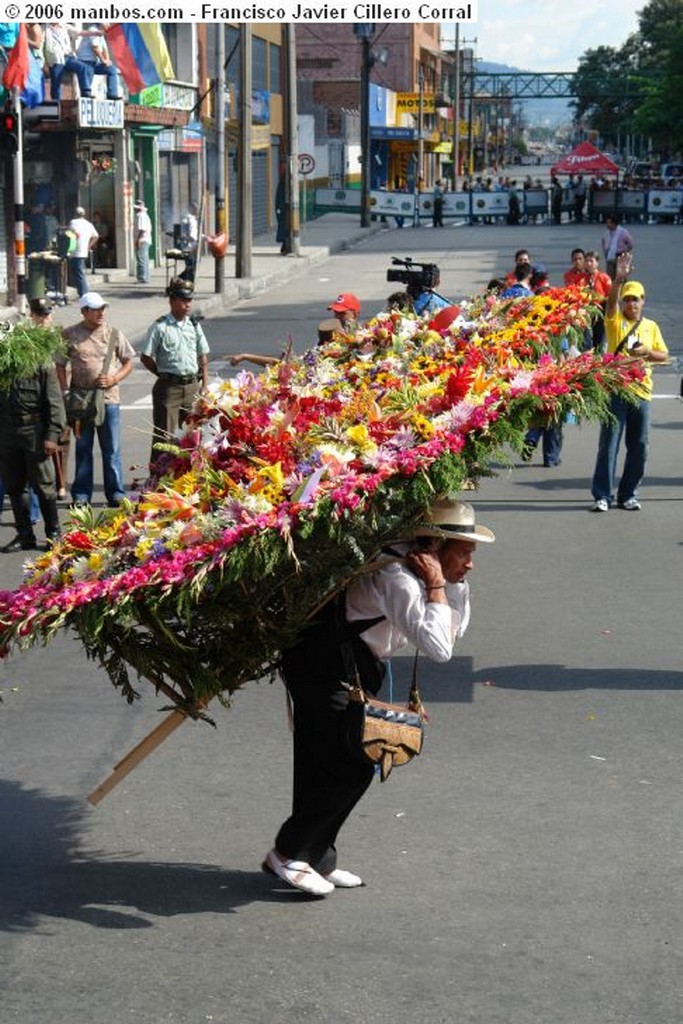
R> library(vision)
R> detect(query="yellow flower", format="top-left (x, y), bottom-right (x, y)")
top-left (174, 471), bottom-right (201, 497)
top-left (88, 552), bottom-right (104, 574)
top-left (249, 461), bottom-right (285, 500)
top-left (135, 537), bottom-right (155, 561)
top-left (410, 414), bottom-right (435, 439)
top-left (346, 424), bottom-right (377, 452)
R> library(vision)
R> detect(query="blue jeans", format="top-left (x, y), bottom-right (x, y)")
top-left (71, 403), bottom-right (126, 506)
top-left (69, 256), bottom-right (88, 297)
top-left (49, 56), bottom-right (91, 99)
top-left (0, 479), bottom-right (40, 521)
top-left (80, 60), bottom-right (120, 99)
top-left (525, 424), bottom-right (563, 466)
top-left (592, 394), bottom-right (650, 504)
top-left (136, 242), bottom-right (150, 283)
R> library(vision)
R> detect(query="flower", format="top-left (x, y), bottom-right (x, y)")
top-left (0, 286), bottom-right (643, 718)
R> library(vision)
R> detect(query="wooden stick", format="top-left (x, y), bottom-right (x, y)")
top-left (87, 708), bottom-right (190, 805)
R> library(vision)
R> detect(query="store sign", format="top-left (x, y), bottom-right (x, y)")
top-left (136, 82), bottom-right (196, 111)
top-left (370, 126), bottom-right (415, 140)
top-left (78, 97), bottom-right (124, 130)
top-left (181, 121), bottom-right (204, 153)
top-left (396, 93), bottom-right (436, 115)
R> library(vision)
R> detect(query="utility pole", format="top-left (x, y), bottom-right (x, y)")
top-left (452, 23), bottom-right (460, 192)
top-left (10, 90), bottom-right (26, 313)
top-left (355, 23), bottom-right (375, 228)
top-left (214, 27), bottom-right (226, 294)
top-left (235, 25), bottom-right (252, 279)
top-left (283, 24), bottom-right (300, 255)
top-left (414, 65), bottom-right (424, 227)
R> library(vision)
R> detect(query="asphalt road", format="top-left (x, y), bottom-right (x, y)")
top-left (1, 217), bottom-right (682, 1024)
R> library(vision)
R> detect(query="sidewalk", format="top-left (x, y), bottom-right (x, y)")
top-left (3, 213), bottom-right (386, 344)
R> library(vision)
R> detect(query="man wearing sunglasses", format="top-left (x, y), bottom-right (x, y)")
top-left (590, 252), bottom-right (668, 512)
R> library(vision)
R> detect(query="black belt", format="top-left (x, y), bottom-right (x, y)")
top-left (158, 373), bottom-right (198, 385)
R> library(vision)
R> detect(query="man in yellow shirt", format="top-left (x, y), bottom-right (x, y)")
top-left (590, 252), bottom-right (668, 512)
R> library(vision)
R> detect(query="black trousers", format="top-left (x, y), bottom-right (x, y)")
top-left (275, 669), bottom-right (375, 875)
top-left (0, 442), bottom-right (60, 541)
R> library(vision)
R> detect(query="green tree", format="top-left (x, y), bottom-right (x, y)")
top-left (637, 0), bottom-right (683, 67)
top-left (571, 43), bottom-right (642, 144)
top-left (633, 25), bottom-right (683, 151)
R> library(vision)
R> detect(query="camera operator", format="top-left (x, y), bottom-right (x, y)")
top-left (387, 257), bottom-right (452, 317)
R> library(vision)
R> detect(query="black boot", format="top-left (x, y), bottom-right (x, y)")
top-left (39, 496), bottom-right (61, 544)
top-left (5, 492), bottom-right (37, 551)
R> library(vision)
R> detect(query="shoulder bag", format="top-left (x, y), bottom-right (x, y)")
top-left (348, 650), bottom-right (425, 782)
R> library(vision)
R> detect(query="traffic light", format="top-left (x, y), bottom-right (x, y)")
top-left (2, 109), bottom-right (19, 157)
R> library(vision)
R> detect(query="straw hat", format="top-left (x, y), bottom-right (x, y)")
top-left (413, 498), bottom-right (495, 543)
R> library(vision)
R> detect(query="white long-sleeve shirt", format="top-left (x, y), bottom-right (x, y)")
top-left (345, 546), bottom-right (470, 663)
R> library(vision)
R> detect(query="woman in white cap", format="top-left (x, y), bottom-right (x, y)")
top-left (264, 497), bottom-right (495, 896)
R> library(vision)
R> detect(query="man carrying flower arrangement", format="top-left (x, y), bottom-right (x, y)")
top-left (590, 252), bottom-right (668, 512)
top-left (263, 498), bottom-right (495, 897)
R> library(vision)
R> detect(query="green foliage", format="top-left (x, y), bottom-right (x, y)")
top-left (573, 1), bottom-right (683, 150)
top-left (0, 321), bottom-right (66, 391)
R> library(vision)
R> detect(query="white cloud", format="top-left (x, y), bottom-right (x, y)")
top-left (467, 0), bottom-right (643, 71)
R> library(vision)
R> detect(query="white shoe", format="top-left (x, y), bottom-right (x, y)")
top-left (323, 868), bottom-right (364, 888)
top-left (591, 498), bottom-right (609, 512)
top-left (262, 849), bottom-right (334, 896)
top-left (620, 497), bottom-right (641, 511)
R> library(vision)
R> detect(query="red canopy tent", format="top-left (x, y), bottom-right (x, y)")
top-left (551, 142), bottom-right (619, 177)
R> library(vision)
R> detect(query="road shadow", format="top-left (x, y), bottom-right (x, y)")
top-left (0, 781), bottom-right (318, 933)
top-left (377, 649), bottom-right (683, 708)
top-left (393, 660), bottom-right (683, 704)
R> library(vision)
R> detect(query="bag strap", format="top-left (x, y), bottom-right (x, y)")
top-left (613, 317), bottom-right (642, 356)
top-left (100, 329), bottom-right (119, 377)
top-left (407, 650), bottom-right (429, 721)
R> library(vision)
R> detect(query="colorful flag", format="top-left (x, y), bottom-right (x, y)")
top-left (104, 24), bottom-right (175, 94)
top-left (2, 23), bottom-right (29, 91)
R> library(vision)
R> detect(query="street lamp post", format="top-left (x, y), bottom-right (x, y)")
top-left (355, 22), bottom-right (376, 229)
top-left (414, 65), bottom-right (424, 227)
top-left (452, 23), bottom-right (460, 193)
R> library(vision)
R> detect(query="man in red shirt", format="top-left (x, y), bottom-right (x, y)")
top-left (563, 248), bottom-right (590, 287)
top-left (584, 250), bottom-right (612, 351)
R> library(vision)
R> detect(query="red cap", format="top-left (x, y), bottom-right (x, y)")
top-left (428, 305), bottom-right (461, 332)
top-left (328, 292), bottom-right (361, 314)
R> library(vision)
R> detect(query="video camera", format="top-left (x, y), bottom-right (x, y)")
top-left (386, 256), bottom-right (440, 297)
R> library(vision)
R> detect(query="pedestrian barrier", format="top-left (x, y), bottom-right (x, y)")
top-left (314, 187), bottom-right (683, 225)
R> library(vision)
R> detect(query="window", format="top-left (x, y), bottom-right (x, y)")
top-left (161, 25), bottom-right (194, 84)
top-left (253, 36), bottom-right (267, 91)
top-left (225, 27), bottom-right (241, 88)
top-left (269, 42), bottom-right (281, 94)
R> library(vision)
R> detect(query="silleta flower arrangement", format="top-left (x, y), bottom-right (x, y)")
top-left (0, 290), bottom-right (645, 722)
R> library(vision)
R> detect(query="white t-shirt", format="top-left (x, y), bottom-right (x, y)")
top-left (135, 209), bottom-right (152, 244)
top-left (68, 216), bottom-right (99, 258)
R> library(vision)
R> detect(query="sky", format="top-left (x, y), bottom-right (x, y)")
top-left (442, 0), bottom-right (644, 73)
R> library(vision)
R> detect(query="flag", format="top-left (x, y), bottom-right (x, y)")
top-left (105, 23), bottom-right (175, 94)
top-left (2, 23), bottom-right (29, 91)
top-left (21, 49), bottom-right (45, 108)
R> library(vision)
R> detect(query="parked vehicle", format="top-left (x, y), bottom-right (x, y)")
top-left (661, 162), bottom-right (683, 184)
